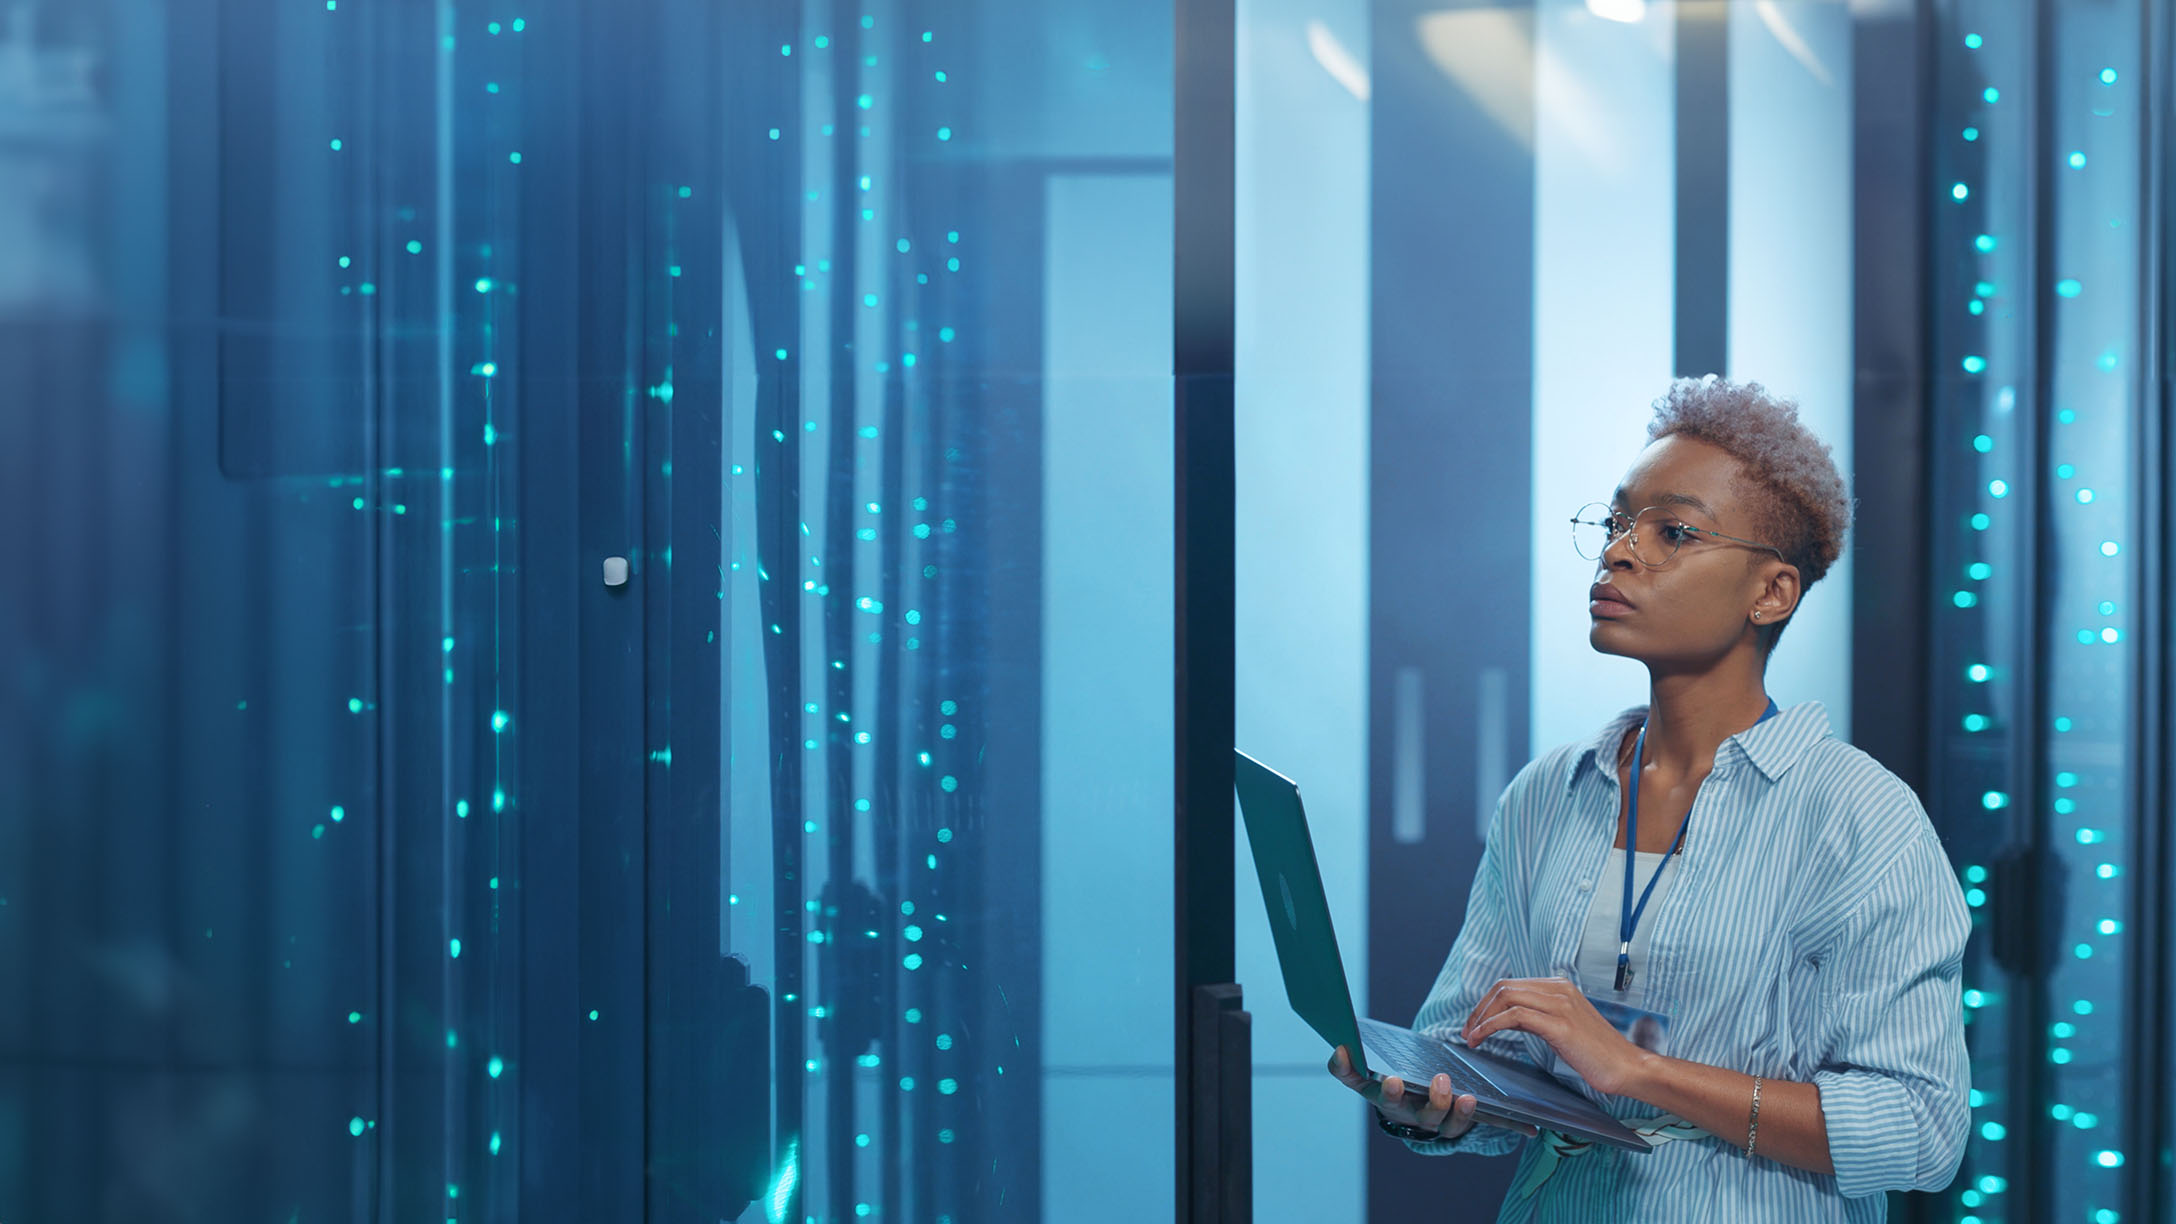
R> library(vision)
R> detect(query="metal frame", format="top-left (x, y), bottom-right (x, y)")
top-left (1174, 0), bottom-right (1245, 1219)
top-left (2124, 0), bottom-right (2173, 1215)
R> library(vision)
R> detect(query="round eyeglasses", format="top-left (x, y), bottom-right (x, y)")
top-left (1570, 502), bottom-right (1785, 568)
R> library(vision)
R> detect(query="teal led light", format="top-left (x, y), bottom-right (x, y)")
top-left (2101, 540), bottom-right (2121, 556)
top-left (904, 953), bottom-right (924, 970)
top-left (2102, 68), bottom-right (2119, 84)
top-left (1962, 356), bottom-right (1987, 374)
top-left (1964, 126), bottom-right (1980, 141)
top-left (350, 1117), bottom-right (366, 1137)
top-left (1981, 791), bottom-right (2008, 810)
top-left (1964, 32), bottom-right (1982, 47)
top-left (1964, 864), bottom-right (1988, 883)
top-left (1964, 989), bottom-right (1987, 1008)
top-left (1970, 512), bottom-right (1991, 530)
top-left (492, 710), bottom-right (510, 732)
top-left (2078, 489), bottom-right (2096, 503)
top-left (2077, 828), bottom-right (2104, 845)
top-left (938, 127), bottom-right (953, 141)
top-left (1967, 663), bottom-right (1992, 682)
top-left (1974, 235), bottom-right (1995, 253)
top-left (2057, 278), bottom-right (2082, 297)
top-left (331, 805), bottom-right (345, 822)
top-left (406, 239), bottom-right (423, 254)
top-left (1967, 562), bottom-right (1993, 580)
top-left (450, 938), bottom-right (461, 958)
top-left (2096, 1151), bottom-right (2124, 1168)
top-left (2069, 152), bottom-right (2087, 168)
top-left (2056, 716), bottom-right (2075, 731)
top-left (2057, 771), bottom-right (2078, 787)
top-left (1972, 433), bottom-right (1993, 452)
top-left (1983, 87), bottom-right (2000, 103)
top-left (1981, 1121), bottom-right (2006, 1141)
top-left (1954, 591), bottom-right (1978, 608)
top-left (488, 1057), bottom-right (505, 1079)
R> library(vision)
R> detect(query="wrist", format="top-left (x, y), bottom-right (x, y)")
top-left (1373, 1107), bottom-right (1441, 1142)
top-left (1612, 1046), bottom-right (1669, 1101)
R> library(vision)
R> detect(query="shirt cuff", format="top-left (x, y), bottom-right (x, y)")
top-left (1813, 1068), bottom-right (1921, 1196)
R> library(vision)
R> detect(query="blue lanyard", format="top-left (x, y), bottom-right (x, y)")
top-left (1615, 698), bottom-right (1780, 992)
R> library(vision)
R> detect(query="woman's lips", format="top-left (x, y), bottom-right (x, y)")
top-left (1589, 595), bottom-right (1635, 618)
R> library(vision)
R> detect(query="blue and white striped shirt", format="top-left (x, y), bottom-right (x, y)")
top-left (1401, 701), bottom-right (1971, 1222)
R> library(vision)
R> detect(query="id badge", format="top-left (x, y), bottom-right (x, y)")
top-left (1584, 990), bottom-right (1674, 1057)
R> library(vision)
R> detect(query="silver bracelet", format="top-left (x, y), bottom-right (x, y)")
top-left (1745, 1075), bottom-right (1763, 1158)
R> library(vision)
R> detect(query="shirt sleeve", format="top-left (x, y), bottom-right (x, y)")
top-left (1392, 794), bottom-right (1529, 1159)
top-left (1810, 831), bottom-right (1972, 1197)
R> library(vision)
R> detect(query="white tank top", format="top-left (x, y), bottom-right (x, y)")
top-left (1574, 847), bottom-right (1679, 994)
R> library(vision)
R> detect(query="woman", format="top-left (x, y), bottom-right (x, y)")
top-left (1329, 377), bottom-right (1970, 1220)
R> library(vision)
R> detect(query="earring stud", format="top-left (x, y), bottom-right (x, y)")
top-left (1753, 611), bottom-right (1763, 622)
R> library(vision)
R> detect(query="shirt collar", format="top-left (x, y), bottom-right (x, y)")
top-left (1564, 699), bottom-right (1834, 789)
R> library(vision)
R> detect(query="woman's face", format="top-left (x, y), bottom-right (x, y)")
top-left (1587, 435), bottom-right (1798, 669)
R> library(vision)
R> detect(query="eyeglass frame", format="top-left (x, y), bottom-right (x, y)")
top-left (1569, 501), bottom-right (1788, 568)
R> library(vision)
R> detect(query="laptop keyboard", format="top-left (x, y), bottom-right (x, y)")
top-left (1357, 1019), bottom-right (1494, 1098)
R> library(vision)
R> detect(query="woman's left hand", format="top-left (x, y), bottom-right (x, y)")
top-left (1462, 977), bottom-right (1652, 1098)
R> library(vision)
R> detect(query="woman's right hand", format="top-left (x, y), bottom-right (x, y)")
top-left (1327, 1045), bottom-right (1478, 1141)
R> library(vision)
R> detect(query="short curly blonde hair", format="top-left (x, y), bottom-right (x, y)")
top-left (1647, 376), bottom-right (1853, 652)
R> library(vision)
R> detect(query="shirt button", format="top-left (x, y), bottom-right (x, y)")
top-left (1577, 878), bottom-right (1593, 891)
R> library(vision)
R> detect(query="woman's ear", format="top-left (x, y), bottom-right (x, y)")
top-left (1751, 564), bottom-right (1801, 626)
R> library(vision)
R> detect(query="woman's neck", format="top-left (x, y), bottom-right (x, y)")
top-left (1637, 661), bottom-right (1772, 778)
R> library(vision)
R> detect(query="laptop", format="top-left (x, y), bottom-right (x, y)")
top-left (1234, 749), bottom-right (1651, 1153)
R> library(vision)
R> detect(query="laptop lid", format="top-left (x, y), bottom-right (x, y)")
top-left (1233, 749), bottom-right (1367, 1068)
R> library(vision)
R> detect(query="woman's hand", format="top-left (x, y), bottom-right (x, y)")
top-left (1326, 1046), bottom-right (1537, 1141)
top-left (1462, 977), bottom-right (1654, 1098)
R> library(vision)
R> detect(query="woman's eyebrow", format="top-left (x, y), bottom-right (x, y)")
top-left (1610, 485), bottom-right (1705, 518)
top-left (1611, 487), bottom-right (1719, 519)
